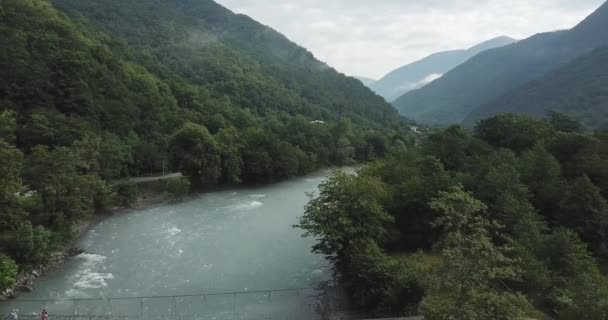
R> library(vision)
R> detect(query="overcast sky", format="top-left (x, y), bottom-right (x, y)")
top-left (215, 0), bottom-right (605, 78)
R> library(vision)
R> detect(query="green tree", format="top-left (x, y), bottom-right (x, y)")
top-left (549, 111), bottom-right (584, 133)
top-left (420, 186), bottom-right (529, 320)
top-left (0, 253), bottom-right (18, 291)
top-left (540, 229), bottom-right (608, 319)
top-left (296, 172), bottom-right (392, 267)
top-left (343, 239), bottom-right (426, 315)
top-left (475, 114), bottom-right (552, 152)
top-left (166, 177), bottom-right (191, 202)
top-left (216, 127), bottom-right (243, 184)
top-left (0, 140), bottom-right (29, 260)
top-left (556, 175), bottom-right (608, 257)
top-left (169, 123), bottom-right (221, 188)
top-left (518, 144), bottom-right (565, 216)
top-left (0, 110), bottom-right (17, 143)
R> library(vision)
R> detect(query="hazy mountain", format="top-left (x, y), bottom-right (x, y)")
top-left (354, 76), bottom-right (377, 86)
top-left (370, 36), bottom-right (516, 101)
top-left (465, 47), bottom-right (608, 129)
top-left (392, 1), bottom-right (608, 125)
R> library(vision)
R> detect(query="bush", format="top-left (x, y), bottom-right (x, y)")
top-left (166, 177), bottom-right (191, 201)
top-left (115, 182), bottom-right (139, 207)
top-left (30, 226), bottom-right (55, 264)
top-left (0, 253), bottom-right (18, 291)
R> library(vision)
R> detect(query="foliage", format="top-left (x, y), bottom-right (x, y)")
top-left (420, 187), bottom-right (529, 320)
top-left (0, 254), bottom-right (18, 291)
top-left (299, 113), bottom-right (608, 317)
top-left (115, 183), bottom-right (139, 208)
top-left (0, 0), bottom-right (413, 276)
top-left (169, 123), bottom-right (221, 188)
top-left (296, 172), bottom-right (392, 266)
top-left (166, 177), bottom-right (191, 202)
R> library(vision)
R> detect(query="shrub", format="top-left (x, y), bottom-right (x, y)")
top-left (0, 253), bottom-right (18, 291)
top-left (166, 177), bottom-right (191, 201)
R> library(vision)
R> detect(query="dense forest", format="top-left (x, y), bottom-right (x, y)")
top-left (0, 0), bottom-right (411, 291)
top-left (298, 112), bottom-right (608, 319)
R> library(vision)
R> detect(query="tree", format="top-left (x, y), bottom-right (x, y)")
top-left (475, 114), bottom-right (552, 152)
top-left (216, 127), bottom-right (243, 185)
top-left (296, 172), bottom-right (392, 267)
top-left (549, 111), bottom-right (584, 133)
top-left (0, 253), bottom-right (18, 291)
top-left (0, 140), bottom-right (29, 260)
top-left (518, 144), bottom-right (565, 216)
top-left (169, 123), bottom-right (221, 188)
top-left (423, 125), bottom-right (491, 171)
top-left (540, 229), bottom-right (608, 319)
top-left (343, 239), bottom-right (426, 315)
top-left (0, 110), bottom-right (17, 143)
top-left (420, 186), bottom-right (530, 320)
top-left (556, 175), bottom-right (608, 257)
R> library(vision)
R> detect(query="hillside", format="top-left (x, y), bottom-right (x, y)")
top-left (465, 47), bottom-right (608, 129)
top-left (0, 0), bottom-right (412, 280)
top-left (392, 1), bottom-right (608, 125)
top-left (51, 0), bottom-right (401, 127)
top-left (369, 36), bottom-right (516, 102)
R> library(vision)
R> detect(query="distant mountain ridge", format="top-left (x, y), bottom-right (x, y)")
top-left (465, 47), bottom-right (608, 129)
top-left (369, 36), bottom-right (516, 101)
top-left (354, 76), bottom-right (376, 86)
top-left (392, 1), bottom-right (608, 125)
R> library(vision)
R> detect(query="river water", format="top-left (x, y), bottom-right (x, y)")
top-left (3, 169), bottom-right (344, 319)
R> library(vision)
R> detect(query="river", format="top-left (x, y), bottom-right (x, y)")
top-left (3, 169), bottom-right (345, 319)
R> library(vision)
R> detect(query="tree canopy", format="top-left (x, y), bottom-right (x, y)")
top-left (298, 113), bottom-right (608, 318)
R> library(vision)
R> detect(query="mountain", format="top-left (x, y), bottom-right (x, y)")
top-left (354, 76), bottom-right (376, 86)
top-left (392, 1), bottom-right (608, 125)
top-left (465, 47), bottom-right (608, 129)
top-left (369, 36), bottom-right (516, 101)
top-left (0, 0), bottom-right (414, 274)
top-left (2, 0), bottom-right (410, 183)
top-left (50, 0), bottom-right (404, 128)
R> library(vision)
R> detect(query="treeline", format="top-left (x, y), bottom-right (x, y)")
top-left (298, 112), bottom-right (608, 319)
top-left (0, 0), bottom-right (412, 291)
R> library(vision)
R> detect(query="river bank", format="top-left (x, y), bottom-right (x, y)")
top-left (0, 181), bottom-right (179, 301)
top-left (0, 168), bottom-right (349, 304)
top-left (0, 169), bottom-right (338, 319)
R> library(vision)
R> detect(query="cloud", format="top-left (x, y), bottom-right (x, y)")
top-left (401, 73), bottom-right (444, 92)
top-left (216, 0), bottom-right (605, 78)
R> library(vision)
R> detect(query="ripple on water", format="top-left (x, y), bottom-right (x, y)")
top-left (67, 254), bottom-right (114, 297)
top-left (224, 201), bottom-right (263, 211)
top-left (167, 226), bottom-right (182, 236)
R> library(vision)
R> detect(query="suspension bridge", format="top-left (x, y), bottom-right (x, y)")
top-left (1, 288), bottom-right (421, 320)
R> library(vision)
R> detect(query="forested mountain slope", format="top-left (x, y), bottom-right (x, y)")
top-left (0, 0), bottom-right (411, 287)
top-left (370, 36), bottom-right (515, 101)
top-left (465, 47), bottom-right (608, 129)
top-left (392, 1), bottom-right (608, 125)
top-left (51, 0), bottom-right (400, 126)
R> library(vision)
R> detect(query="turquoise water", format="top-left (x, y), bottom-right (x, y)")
top-left (3, 169), bottom-right (343, 319)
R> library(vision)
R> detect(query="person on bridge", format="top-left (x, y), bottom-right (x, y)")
top-left (8, 309), bottom-right (17, 320)
top-left (41, 309), bottom-right (48, 320)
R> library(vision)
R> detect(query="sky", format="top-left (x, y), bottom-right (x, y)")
top-left (214, 0), bottom-right (605, 79)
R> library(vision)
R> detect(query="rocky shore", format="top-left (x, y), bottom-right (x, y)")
top-left (0, 247), bottom-right (84, 301)
top-left (0, 190), bottom-right (173, 301)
